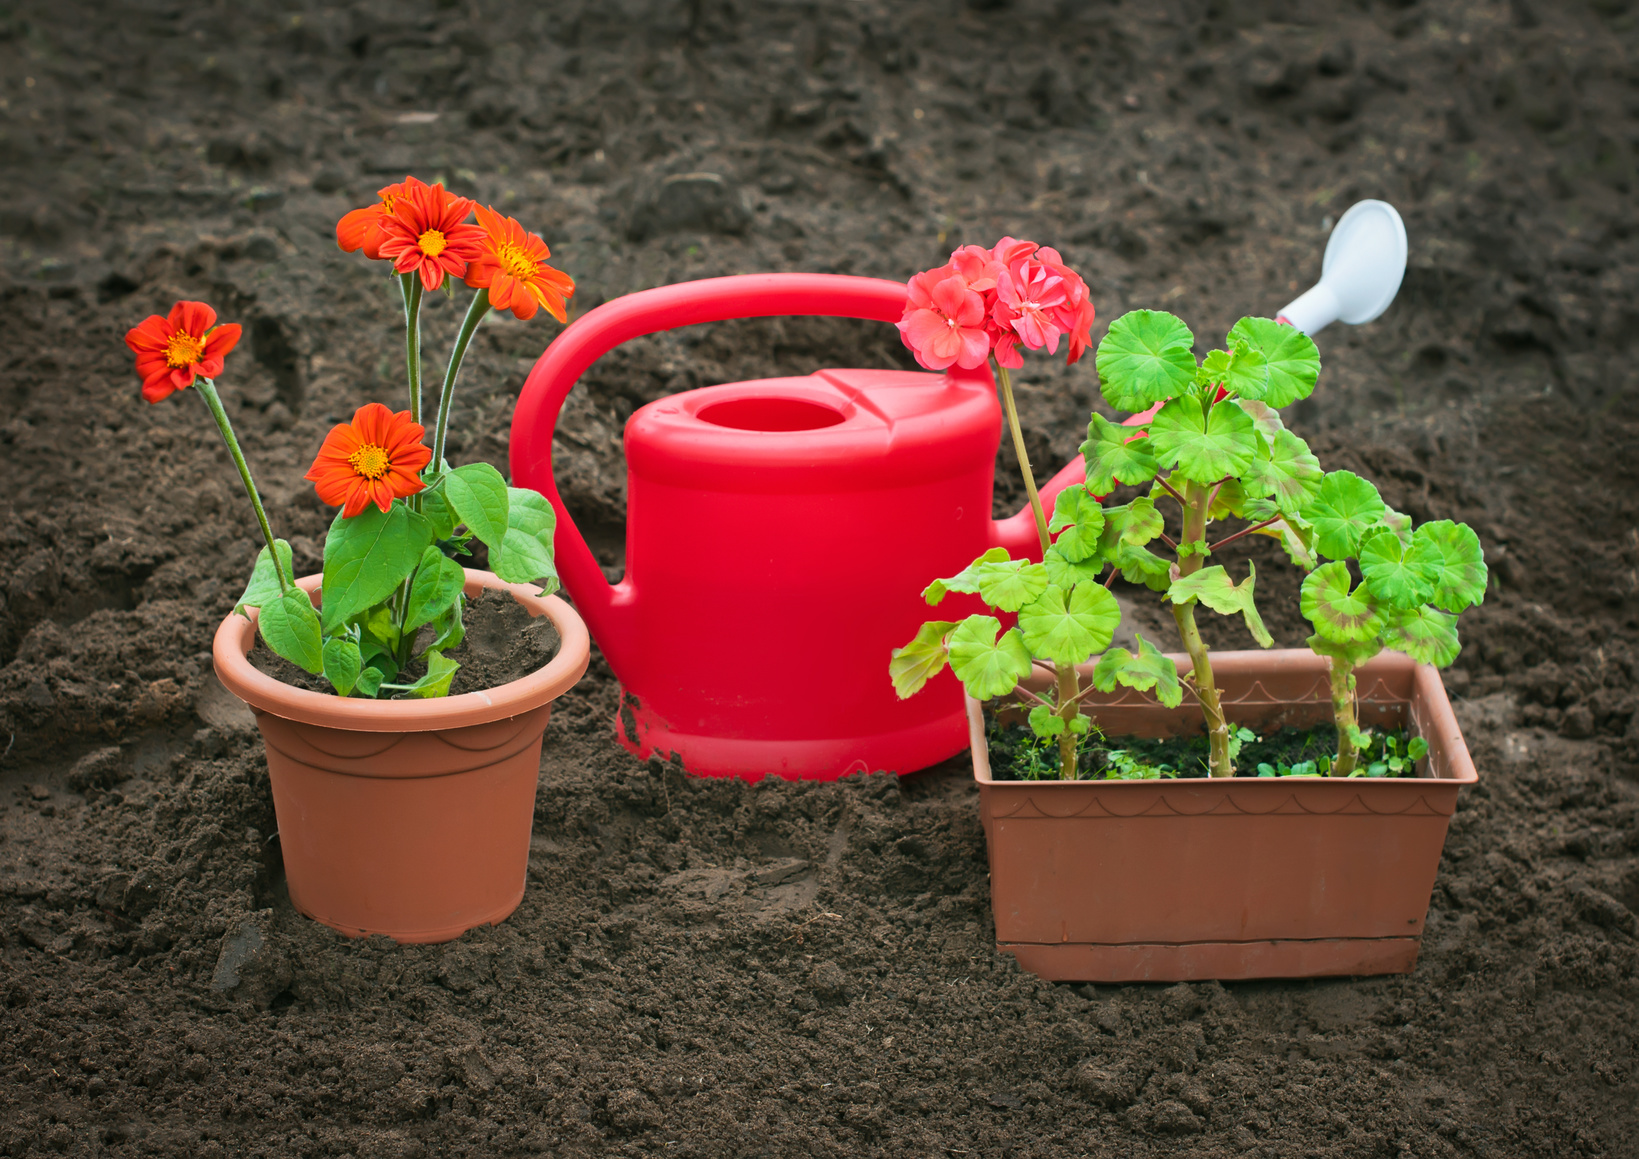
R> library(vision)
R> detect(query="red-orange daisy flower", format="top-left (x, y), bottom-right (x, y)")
top-left (124, 301), bottom-right (242, 404)
top-left (462, 204), bottom-right (576, 322)
top-left (335, 179), bottom-right (409, 261)
top-left (304, 403), bottom-right (433, 518)
top-left (375, 176), bottom-right (485, 292)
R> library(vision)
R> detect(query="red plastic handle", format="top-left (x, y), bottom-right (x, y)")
top-left (510, 274), bottom-right (910, 630)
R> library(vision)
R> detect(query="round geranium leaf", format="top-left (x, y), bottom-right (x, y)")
top-left (1091, 632), bottom-right (1183, 708)
top-left (1357, 526), bottom-right (1439, 610)
top-left (1017, 583), bottom-right (1121, 665)
top-left (1048, 486), bottom-right (1107, 563)
top-left (1242, 426), bottom-right (1322, 515)
top-left (1303, 470), bottom-right (1386, 560)
top-left (1384, 605), bottom-right (1461, 667)
top-left (1095, 310), bottom-right (1197, 412)
top-left (889, 620), bottom-right (957, 699)
top-left (976, 560), bottom-right (1051, 613)
top-left (1081, 412), bottom-right (1159, 494)
top-left (948, 616), bottom-right (1034, 700)
top-left (1043, 544), bottom-right (1104, 588)
top-left (1306, 632), bottom-right (1384, 668)
top-left (1300, 560), bottom-right (1384, 643)
top-left (1415, 520), bottom-right (1488, 613)
top-left (1145, 394), bottom-right (1256, 485)
top-left (1226, 317), bottom-right (1320, 408)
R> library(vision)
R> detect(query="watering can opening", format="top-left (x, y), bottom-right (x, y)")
top-left (696, 396), bottom-right (846, 432)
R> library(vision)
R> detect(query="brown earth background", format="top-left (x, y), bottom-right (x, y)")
top-left (2, 0), bottom-right (1638, 1155)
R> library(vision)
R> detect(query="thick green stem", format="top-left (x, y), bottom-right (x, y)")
top-left (195, 379), bottom-right (288, 595)
top-left (400, 273), bottom-right (424, 425)
top-left (431, 288), bottom-right (492, 473)
top-left (1175, 480), bottom-right (1232, 777)
top-left (1329, 656), bottom-right (1360, 777)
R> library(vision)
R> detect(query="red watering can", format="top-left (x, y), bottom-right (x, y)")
top-left (509, 273), bottom-right (1089, 780)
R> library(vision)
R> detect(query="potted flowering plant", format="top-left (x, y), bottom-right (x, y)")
top-left (888, 254), bottom-right (1486, 981)
top-left (125, 177), bottom-right (590, 944)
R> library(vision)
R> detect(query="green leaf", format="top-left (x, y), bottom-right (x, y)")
top-left (1080, 413), bottom-right (1160, 494)
top-left (948, 616), bottom-right (1034, 700)
top-left (1305, 632), bottom-right (1384, 668)
top-left (1207, 478), bottom-right (1249, 521)
top-left (923, 547), bottom-right (1012, 605)
top-left (404, 649), bottom-right (460, 699)
top-left (1236, 398), bottom-right (1285, 442)
top-left (491, 487), bottom-right (560, 592)
top-left (354, 666), bottom-right (384, 699)
top-left (1098, 496), bottom-right (1165, 558)
top-left (1407, 736), bottom-right (1430, 761)
top-left (1016, 583), bottom-right (1121, 665)
top-left (356, 605), bottom-right (400, 656)
top-left (1207, 341), bottom-right (1271, 400)
top-left (1301, 561), bottom-right (1384, 643)
top-left (425, 595), bottom-right (466, 656)
top-left (1253, 511), bottom-right (1319, 571)
top-left (1385, 605), bottom-right (1461, 667)
top-left (322, 637), bottom-right (363, 697)
top-left (1047, 486), bottom-right (1105, 563)
top-left (1145, 394), bottom-right (1256, 486)
top-left (1027, 706), bottom-right (1066, 738)
top-left (975, 560), bottom-right (1051, 613)
top-left (1226, 317), bottom-right (1320, 408)
top-left (235, 540), bottom-right (295, 614)
top-left (443, 461), bottom-right (510, 551)
top-left (1091, 632), bottom-right (1183, 708)
top-left (403, 545), bottom-right (467, 633)
top-left (1166, 562), bottom-right (1273, 647)
top-left (259, 588), bottom-right (324, 675)
top-left (1116, 543), bottom-right (1173, 592)
top-left (1415, 520), bottom-right (1488, 613)
top-left (1243, 427), bottom-right (1323, 515)
top-left (1379, 507), bottom-right (1414, 543)
top-left (1303, 471), bottom-right (1386, 560)
top-left (1043, 544), bottom-right (1105, 588)
top-left (420, 487), bottom-right (458, 540)
top-left (1358, 526), bottom-right (1440, 610)
top-left (1094, 310), bottom-right (1198, 411)
top-left (889, 620), bottom-right (957, 698)
top-left (320, 504), bottom-right (434, 632)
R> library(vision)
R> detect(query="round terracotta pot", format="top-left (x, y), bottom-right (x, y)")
top-left (213, 568), bottom-right (590, 944)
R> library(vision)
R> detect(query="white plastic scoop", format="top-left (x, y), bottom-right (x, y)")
top-left (1276, 199), bottom-right (1407, 335)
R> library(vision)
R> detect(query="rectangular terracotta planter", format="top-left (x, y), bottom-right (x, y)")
top-left (970, 649), bottom-right (1477, 983)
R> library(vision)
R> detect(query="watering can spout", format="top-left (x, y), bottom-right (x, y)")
top-left (1277, 199), bottom-right (1407, 335)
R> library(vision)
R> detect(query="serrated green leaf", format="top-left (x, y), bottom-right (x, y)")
top-left (1166, 562), bottom-right (1272, 647)
top-left (1197, 348), bottom-right (1231, 385)
top-left (1028, 705), bottom-right (1066, 738)
top-left (322, 637), bottom-right (363, 697)
top-left (1415, 520), bottom-right (1488, 613)
top-left (1079, 413), bottom-right (1160, 494)
top-left (235, 540), bottom-right (295, 614)
top-left (1219, 341), bottom-right (1271, 400)
top-left (491, 486), bottom-right (560, 591)
top-left (948, 616), bottom-right (1034, 700)
top-left (403, 649), bottom-right (459, 699)
top-left (1095, 310), bottom-right (1198, 411)
top-left (1043, 544), bottom-right (1105, 588)
top-left (403, 545), bottom-right (467, 633)
top-left (1385, 604), bottom-right (1461, 667)
top-left (1305, 632), bottom-right (1383, 667)
top-left (976, 560), bottom-right (1051, 613)
top-left (1243, 427), bottom-right (1322, 515)
top-left (259, 587), bottom-right (324, 675)
top-left (443, 461), bottom-right (510, 551)
top-left (1226, 317), bottom-right (1320, 407)
top-left (1358, 526), bottom-right (1440, 610)
top-left (1047, 486), bottom-right (1106, 562)
top-left (923, 547), bottom-right (1012, 605)
top-left (1301, 561), bottom-right (1384, 643)
top-left (889, 620), bottom-right (957, 699)
top-left (319, 504), bottom-right (434, 632)
top-left (1117, 543), bottom-right (1173, 592)
top-left (1091, 632), bottom-right (1183, 709)
top-left (1145, 394), bottom-right (1256, 486)
top-left (420, 487), bottom-right (458, 540)
top-left (1303, 471), bottom-right (1386, 560)
top-left (1017, 583), bottom-right (1121, 665)
top-left (1098, 497), bottom-right (1165, 560)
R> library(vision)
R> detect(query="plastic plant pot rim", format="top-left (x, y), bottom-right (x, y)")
top-left (967, 647), bottom-right (1478, 787)
top-left (213, 568), bottom-right (590, 733)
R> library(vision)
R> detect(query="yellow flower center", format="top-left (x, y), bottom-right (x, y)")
top-left (495, 241), bottom-right (539, 281)
top-left (165, 330), bottom-right (205, 369)
top-left (380, 192), bottom-right (397, 213)
top-left (417, 228), bottom-right (447, 257)
top-left (347, 443), bottom-right (392, 480)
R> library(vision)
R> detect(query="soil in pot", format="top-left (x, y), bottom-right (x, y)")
top-left (248, 589), bottom-right (560, 698)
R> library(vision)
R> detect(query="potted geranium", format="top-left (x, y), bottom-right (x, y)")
top-left (889, 247), bottom-right (1485, 982)
top-left (125, 177), bottom-right (590, 944)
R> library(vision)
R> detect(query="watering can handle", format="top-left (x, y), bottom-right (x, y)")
top-left (510, 273), bottom-right (911, 634)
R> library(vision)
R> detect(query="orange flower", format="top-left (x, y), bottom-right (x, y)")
top-left (463, 205), bottom-right (576, 322)
top-left (304, 403), bottom-right (433, 518)
top-left (124, 301), bottom-right (242, 404)
top-left (375, 176), bottom-right (485, 292)
top-left (335, 180), bottom-right (408, 261)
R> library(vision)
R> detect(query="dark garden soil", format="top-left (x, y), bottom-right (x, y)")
top-left (2, 1), bottom-right (1638, 1155)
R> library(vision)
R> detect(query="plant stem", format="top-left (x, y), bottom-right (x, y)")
top-left (400, 273), bottom-right (424, 425)
top-left (195, 379), bottom-right (288, 595)
top-left (1328, 656), bottom-right (1360, 777)
top-left (1209, 515), bottom-right (1282, 553)
top-left (1154, 475), bottom-right (1186, 505)
top-left (1173, 479), bottom-right (1233, 777)
top-left (431, 288), bottom-right (491, 473)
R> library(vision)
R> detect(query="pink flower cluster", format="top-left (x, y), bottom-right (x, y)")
top-left (896, 238), bottom-right (1095, 372)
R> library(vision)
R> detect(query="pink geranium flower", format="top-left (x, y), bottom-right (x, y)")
top-left (993, 257), bottom-right (1070, 358)
top-left (897, 271), bottom-right (991, 370)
